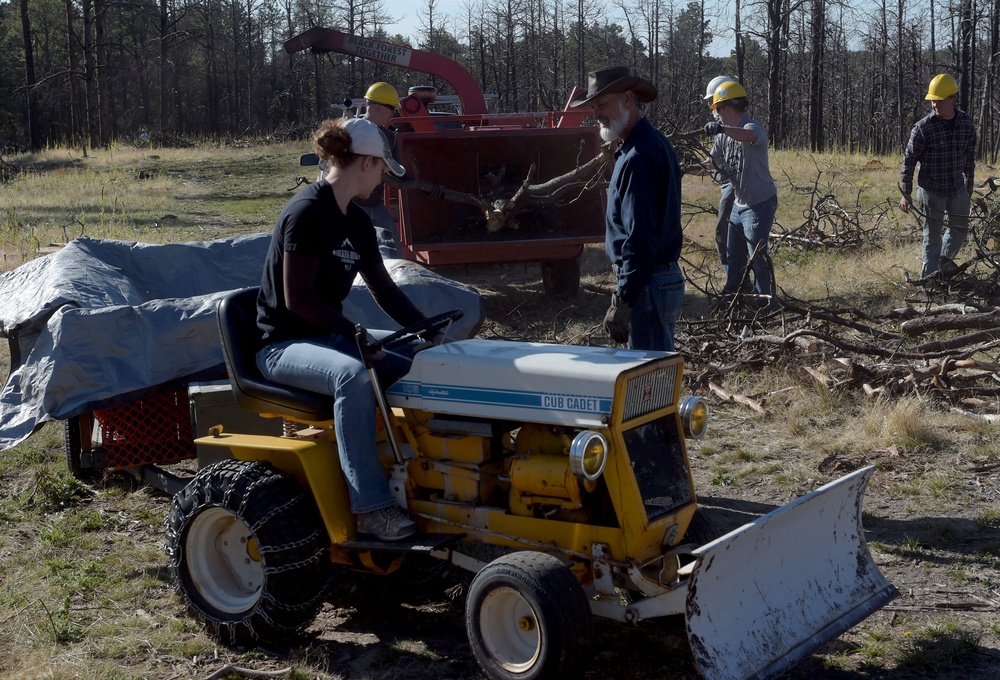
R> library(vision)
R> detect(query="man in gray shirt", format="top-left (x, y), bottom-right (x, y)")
top-left (704, 81), bottom-right (779, 311)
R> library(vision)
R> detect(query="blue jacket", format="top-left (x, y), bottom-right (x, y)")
top-left (606, 117), bottom-right (683, 306)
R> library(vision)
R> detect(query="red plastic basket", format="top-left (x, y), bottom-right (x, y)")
top-left (93, 387), bottom-right (196, 468)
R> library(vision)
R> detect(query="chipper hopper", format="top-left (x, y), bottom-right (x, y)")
top-left (164, 287), bottom-right (898, 680)
top-left (283, 27), bottom-right (607, 296)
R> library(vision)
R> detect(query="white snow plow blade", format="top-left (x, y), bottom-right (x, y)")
top-left (685, 466), bottom-right (897, 680)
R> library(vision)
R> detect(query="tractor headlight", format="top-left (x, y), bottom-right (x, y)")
top-left (569, 431), bottom-right (608, 481)
top-left (679, 396), bottom-right (709, 440)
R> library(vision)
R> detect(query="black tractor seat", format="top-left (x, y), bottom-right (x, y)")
top-left (217, 286), bottom-right (335, 422)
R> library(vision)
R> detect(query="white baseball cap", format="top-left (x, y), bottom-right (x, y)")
top-left (342, 118), bottom-right (405, 177)
top-left (704, 75), bottom-right (732, 101)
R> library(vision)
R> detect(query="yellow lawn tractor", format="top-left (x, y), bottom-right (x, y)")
top-left (164, 287), bottom-right (897, 680)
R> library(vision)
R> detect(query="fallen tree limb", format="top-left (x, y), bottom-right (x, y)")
top-left (888, 303), bottom-right (987, 319)
top-left (386, 143), bottom-right (614, 233)
top-left (900, 311), bottom-right (1000, 336)
top-left (708, 380), bottom-right (767, 414)
top-left (203, 665), bottom-right (292, 680)
top-left (916, 329), bottom-right (1000, 352)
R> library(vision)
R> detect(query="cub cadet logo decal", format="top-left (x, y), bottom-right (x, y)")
top-left (386, 381), bottom-right (612, 418)
top-left (345, 35), bottom-right (413, 67)
top-left (542, 394), bottom-right (600, 411)
top-left (642, 382), bottom-right (653, 401)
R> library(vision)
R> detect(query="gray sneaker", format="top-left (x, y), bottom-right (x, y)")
top-left (356, 506), bottom-right (417, 541)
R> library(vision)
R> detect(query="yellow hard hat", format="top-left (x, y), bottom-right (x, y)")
top-left (925, 74), bottom-right (959, 100)
top-left (364, 82), bottom-right (399, 109)
top-left (710, 80), bottom-right (747, 110)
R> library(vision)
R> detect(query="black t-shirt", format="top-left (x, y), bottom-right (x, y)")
top-left (257, 179), bottom-right (382, 343)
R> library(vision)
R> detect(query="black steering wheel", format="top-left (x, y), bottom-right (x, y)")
top-left (368, 309), bottom-right (465, 353)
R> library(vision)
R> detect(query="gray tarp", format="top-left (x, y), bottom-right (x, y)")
top-left (0, 235), bottom-right (483, 451)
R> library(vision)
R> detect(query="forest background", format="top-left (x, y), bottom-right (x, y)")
top-left (1, 0), bottom-right (999, 160)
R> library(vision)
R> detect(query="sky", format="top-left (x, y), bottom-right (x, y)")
top-left (380, 0), bottom-right (460, 45)
top-left (379, 0), bottom-right (732, 57)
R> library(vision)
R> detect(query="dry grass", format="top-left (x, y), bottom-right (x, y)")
top-left (1, 142), bottom-right (306, 269)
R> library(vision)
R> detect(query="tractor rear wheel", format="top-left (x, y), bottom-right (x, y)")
top-left (165, 459), bottom-right (331, 646)
top-left (465, 551), bottom-right (592, 680)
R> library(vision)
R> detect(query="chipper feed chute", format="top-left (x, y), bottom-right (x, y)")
top-left (685, 466), bottom-right (897, 680)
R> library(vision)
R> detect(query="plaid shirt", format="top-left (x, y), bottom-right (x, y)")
top-left (900, 109), bottom-right (976, 197)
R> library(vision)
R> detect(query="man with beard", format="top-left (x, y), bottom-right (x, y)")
top-left (571, 66), bottom-right (684, 351)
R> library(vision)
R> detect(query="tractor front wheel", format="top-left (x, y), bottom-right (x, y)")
top-left (165, 459), bottom-right (331, 646)
top-left (465, 551), bottom-right (592, 680)
top-left (683, 509), bottom-right (721, 546)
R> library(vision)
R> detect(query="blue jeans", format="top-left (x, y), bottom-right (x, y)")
top-left (716, 183), bottom-right (735, 273)
top-left (725, 195), bottom-right (778, 300)
top-left (918, 187), bottom-right (970, 276)
top-left (629, 263), bottom-right (685, 351)
top-left (256, 330), bottom-right (412, 513)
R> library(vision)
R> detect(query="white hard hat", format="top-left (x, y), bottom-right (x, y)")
top-left (704, 75), bottom-right (733, 101)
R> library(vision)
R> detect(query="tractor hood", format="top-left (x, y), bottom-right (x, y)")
top-left (386, 339), bottom-right (674, 427)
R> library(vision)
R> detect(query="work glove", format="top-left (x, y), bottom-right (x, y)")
top-left (603, 293), bottom-right (631, 344)
top-left (704, 121), bottom-right (724, 136)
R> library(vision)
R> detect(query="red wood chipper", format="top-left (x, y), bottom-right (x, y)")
top-left (284, 27), bottom-right (607, 297)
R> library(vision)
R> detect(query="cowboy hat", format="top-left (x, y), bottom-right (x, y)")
top-left (570, 66), bottom-right (657, 107)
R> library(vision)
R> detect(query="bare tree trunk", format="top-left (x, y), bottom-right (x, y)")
top-left (313, 52), bottom-right (323, 121)
top-left (896, 0), bottom-right (904, 147)
top-left (284, 0), bottom-right (298, 124)
top-left (95, 0), bottom-right (112, 145)
top-left (551, 0), bottom-right (561, 100)
top-left (65, 0), bottom-right (84, 148)
top-left (245, 0), bottom-right (256, 132)
top-left (19, 0), bottom-right (42, 150)
top-left (229, 0), bottom-right (241, 134)
top-left (159, 0), bottom-right (169, 130)
top-left (809, 0), bottom-right (825, 151)
top-left (766, 0), bottom-right (784, 145)
top-left (82, 0), bottom-right (100, 148)
top-left (207, 15), bottom-right (220, 136)
top-left (987, 0), bottom-right (1000, 162)
top-left (959, 0), bottom-right (973, 112)
top-left (930, 0), bottom-right (936, 61)
top-left (735, 0), bottom-right (744, 81)
top-left (875, 0), bottom-right (888, 154)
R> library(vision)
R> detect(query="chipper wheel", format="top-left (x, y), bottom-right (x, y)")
top-left (165, 459), bottom-right (332, 646)
top-left (465, 551), bottom-right (592, 680)
top-left (540, 257), bottom-right (581, 298)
